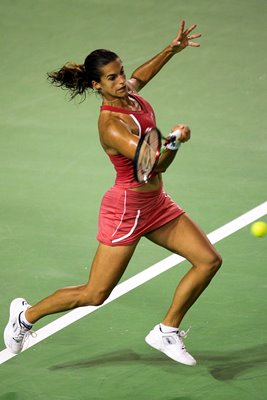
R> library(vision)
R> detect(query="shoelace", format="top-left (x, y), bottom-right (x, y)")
top-left (178, 327), bottom-right (191, 339)
top-left (22, 330), bottom-right (37, 350)
top-left (14, 326), bottom-right (36, 349)
top-left (176, 327), bottom-right (191, 350)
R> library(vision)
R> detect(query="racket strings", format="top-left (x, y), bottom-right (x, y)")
top-left (137, 129), bottom-right (160, 182)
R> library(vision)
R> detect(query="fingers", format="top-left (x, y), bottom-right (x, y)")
top-left (180, 125), bottom-right (191, 142)
top-left (188, 33), bottom-right (202, 40)
top-left (188, 41), bottom-right (201, 47)
top-left (177, 20), bottom-right (185, 37)
top-left (171, 124), bottom-right (191, 142)
top-left (187, 33), bottom-right (202, 47)
top-left (184, 23), bottom-right (197, 36)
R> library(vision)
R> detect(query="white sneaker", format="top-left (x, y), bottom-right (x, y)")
top-left (4, 298), bottom-right (33, 354)
top-left (145, 324), bottom-right (196, 366)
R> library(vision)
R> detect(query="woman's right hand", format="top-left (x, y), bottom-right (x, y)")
top-left (171, 124), bottom-right (191, 143)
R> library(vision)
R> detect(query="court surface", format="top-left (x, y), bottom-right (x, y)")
top-left (1, 0), bottom-right (267, 399)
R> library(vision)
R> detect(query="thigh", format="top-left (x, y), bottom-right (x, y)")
top-left (146, 213), bottom-right (219, 266)
top-left (86, 242), bottom-right (138, 293)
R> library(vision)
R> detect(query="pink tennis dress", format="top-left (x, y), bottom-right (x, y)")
top-left (96, 93), bottom-right (184, 246)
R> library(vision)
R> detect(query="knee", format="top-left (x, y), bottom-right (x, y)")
top-left (90, 290), bottom-right (109, 306)
top-left (208, 252), bottom-right (223, 275)
top-left (78, 288), bottom-right (110, 307)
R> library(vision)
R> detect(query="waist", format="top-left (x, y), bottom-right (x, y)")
top-left (128, 174), bottom-right (162, 192)
top-left (113, 173), bottom-right (162, 192)
top-left (110, 182), bottom-right (163, 198)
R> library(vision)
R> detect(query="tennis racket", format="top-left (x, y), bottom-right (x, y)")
top-left (133, 127), bottom-right (181, 183)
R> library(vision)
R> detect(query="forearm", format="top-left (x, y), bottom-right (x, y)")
top-left (130, 45), bottom-right (178, 90)
top-left (155, 125), bottom-right (188, 172)
top-left (155, 148), bottom-right (178, 173)
top-left (130, 21), bottom-right (201, 91)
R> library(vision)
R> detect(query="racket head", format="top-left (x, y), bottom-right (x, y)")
top-left (133, 127), bottom-right (162, 183)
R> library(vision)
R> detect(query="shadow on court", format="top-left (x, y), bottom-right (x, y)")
top-left (49, 350), bottom-right (171, 370)
top-left (0, 394), bottom-right (19, 400)
top-left (49, 342), bottom-right (267, 381)
top-left (196, 342), bottom-right (267, 381)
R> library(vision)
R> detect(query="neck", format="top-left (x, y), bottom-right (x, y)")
top-left (102, 94), bottom-right (135, 108)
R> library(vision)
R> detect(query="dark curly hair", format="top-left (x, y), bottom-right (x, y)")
top-left (47, 49), bottom-right (119, 100)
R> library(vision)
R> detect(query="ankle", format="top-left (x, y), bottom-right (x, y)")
top-left (19, 311), bottom-right (33, 330)
top-left (23, 309), bottom-right (34, 326)
top-left (160, 323), bottom-right (179, 333)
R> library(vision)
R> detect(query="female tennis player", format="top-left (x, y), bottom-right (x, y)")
top-left (4, 20), bottom-right (222, 366)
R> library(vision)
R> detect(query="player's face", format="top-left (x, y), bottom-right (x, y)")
top-left (93, 58), bottom-right (127, 99)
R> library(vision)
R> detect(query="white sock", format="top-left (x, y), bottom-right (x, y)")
top-left (19, 311), bottom-right (33, 330)
top-left (159, 323), bottom-right (179, 333)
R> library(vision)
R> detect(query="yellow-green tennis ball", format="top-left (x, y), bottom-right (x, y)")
top-left (250, 221), bottom-right (267, 238)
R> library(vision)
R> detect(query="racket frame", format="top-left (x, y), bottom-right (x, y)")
top-left (133, 127), bottom-right (162, 184)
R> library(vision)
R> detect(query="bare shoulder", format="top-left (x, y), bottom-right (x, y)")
top-left (126, 78), bottom-right (141, 93)
top-left (98, 111), bottom-right (122, 138)
top-left (98, 115), bottom-right (119, 154)
top-left (98, 112), bottom-right (139, 158)
top-left (98, 112), bottom-right (129, 153)
top-left (99, 107), bottom-right (139, 137)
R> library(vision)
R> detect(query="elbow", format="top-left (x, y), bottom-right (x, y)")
top-left (130, 75), bottom-right (146, 91)
top-left (154, 166), bottom-right (166, 173)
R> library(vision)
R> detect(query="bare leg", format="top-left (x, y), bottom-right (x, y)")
top-left (25, 242), bottom-right (138, 324)
top-left (146, 213), bottom-right (222, 328)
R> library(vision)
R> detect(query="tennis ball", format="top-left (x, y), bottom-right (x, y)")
top-left (250, 221), bottom-right (267, 238)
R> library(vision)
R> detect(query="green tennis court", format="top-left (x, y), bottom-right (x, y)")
top-left (1, 0), bottom-right (267, 399)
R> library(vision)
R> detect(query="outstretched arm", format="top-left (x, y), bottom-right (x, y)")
top-left (128, 20), bottom-right (201, 92)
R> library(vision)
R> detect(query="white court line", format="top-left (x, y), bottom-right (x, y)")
top-left (1, 201), bottom-right (266, 365)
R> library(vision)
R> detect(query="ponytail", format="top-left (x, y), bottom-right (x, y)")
top-left (47, 62), bottom-right (89, 100)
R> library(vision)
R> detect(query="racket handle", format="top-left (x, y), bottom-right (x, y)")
top-left (170, 129), bottom-right (182, 140)
top-left (165, 129), bottom-right (182, 150)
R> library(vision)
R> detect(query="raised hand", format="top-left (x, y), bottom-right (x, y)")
top-left (170, 20), bottom-right (202, 53)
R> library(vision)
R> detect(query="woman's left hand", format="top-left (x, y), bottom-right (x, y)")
top-left (170, 20), bottom-right (202, 53)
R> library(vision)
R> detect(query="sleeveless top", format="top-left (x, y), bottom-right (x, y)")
top-left (100, 93), bottom-right (157, 188)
